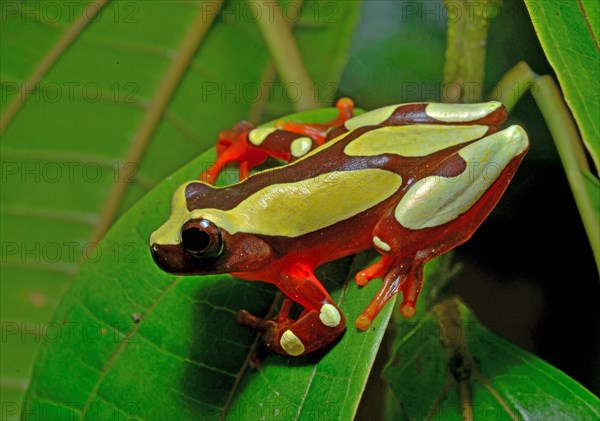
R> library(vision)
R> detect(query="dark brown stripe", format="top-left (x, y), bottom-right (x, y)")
top-left (186, 124), bottom-right (471, 213)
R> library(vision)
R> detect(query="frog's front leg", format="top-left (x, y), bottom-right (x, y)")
top-left (356, 124), bottom-right (529, 329)
top-left (236, 262), bottom-right (346, 356)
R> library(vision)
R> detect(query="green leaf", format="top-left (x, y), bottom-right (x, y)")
top-left (584, 169), bottom-right (600, 216)
top-left (524, 0), bottom-right (600, 171)
top-left (383, 297), bottom-right (600, 420)
top-left (23, 106), bottom-right (398, 420)
top-left (0, 1), bottom-right (361, 419)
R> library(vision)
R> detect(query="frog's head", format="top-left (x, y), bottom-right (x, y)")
top-left (150, 181), bottom-right (273, 275)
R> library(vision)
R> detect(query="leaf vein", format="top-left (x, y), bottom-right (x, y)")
top-left (79, 276), bottom-right (181, 419)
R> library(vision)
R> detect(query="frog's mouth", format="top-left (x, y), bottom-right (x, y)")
top-left (150, 243), bottom-right (219, 275)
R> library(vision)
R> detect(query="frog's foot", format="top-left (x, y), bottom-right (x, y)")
top-left (235, 297), bottom-right (295, 338)
top-left (355, 257), bottom-right (425, 330)
top-left (199, 121), bottom-right (268, 184)
top-left (355, 255), bottom-right (395, 286)
top-left (237, 263), bottom-right (347, 356)
top-left (236, 298), bottom-right (346, 357)
top-left (275, 97), bottom-right (355, 144)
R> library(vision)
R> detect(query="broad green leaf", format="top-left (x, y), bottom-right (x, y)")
top-left (23, 106), bottom-right (399, 420)
top-left (383, 297), bottom-right (600, 420)
top-left (524, 0), bottom-right (600, 171)
top-left (0, 1), bottom-right (361, 419)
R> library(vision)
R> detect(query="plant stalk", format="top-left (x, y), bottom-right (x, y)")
top-left (494, 62), bottom-right (600, 272)
top-left (442, 0), bottom-right (494, 102)
top-left (252, 0), bottom-right (315, 110)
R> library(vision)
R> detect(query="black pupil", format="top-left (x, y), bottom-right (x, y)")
top-left (182, 227), bottom-right (210, 253)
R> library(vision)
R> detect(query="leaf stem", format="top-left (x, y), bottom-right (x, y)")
top-left (442, 0), bottom-right (493, 102)
top-left (493, 62), bottom-right (534, 110)
top-left (252, 0), bottom-right (316, 110)
top-left (433, 298), bottom-right (474, 420)
top-left (535, 76), bottom-right (600, 272)
top-left (493, 61), bottom-right (600, 272)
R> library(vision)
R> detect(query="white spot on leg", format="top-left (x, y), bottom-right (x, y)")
top-left (373, 236), bottom-right (391, 252)
top-left (290, 137), bottom-right (312, 157)
top-left (248, 127), bottom-right (276, 145)
top-left (319, 304), bottom-right (341, 327)
top-left (280, 330), bottom-right (305, 356)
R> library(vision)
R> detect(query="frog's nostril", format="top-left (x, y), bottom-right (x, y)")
top-left (150, 243), bottom-right (161, 263)
top-left (150, 243), bottom-right (173, 271)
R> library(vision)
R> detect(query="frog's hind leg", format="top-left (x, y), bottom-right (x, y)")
top-left (275, 97), bottom-right (355, 144)
top-left (199, 122), bottom-right (269, 184)
top-left (236, 263), bottom-right (346, 357)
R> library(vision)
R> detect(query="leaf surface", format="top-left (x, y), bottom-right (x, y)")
top-left (0, 1), bottom-right (361, 418)
top-left (524, 0), bottom-right (600, 171)
top-left (383, 297), bottom-right (600, 420)
top-left (23, 106), bottom-right (398, 420)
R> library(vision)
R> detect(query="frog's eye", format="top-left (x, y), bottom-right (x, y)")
top-left (181, 219), bottom-right (223, 260)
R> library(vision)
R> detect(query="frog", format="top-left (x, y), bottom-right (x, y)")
top-left (150, 99), bottom-right (529, 356)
